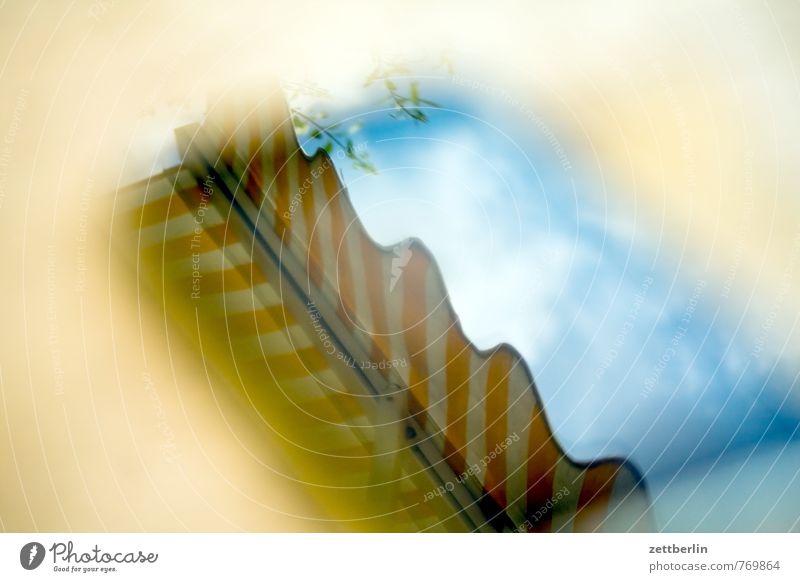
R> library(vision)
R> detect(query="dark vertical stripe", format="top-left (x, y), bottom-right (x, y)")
top-left (221, 106), bottom-right (237, 170)
top-left (301, 160), bottom-right (324, 288)
top-left (272, 129), bottom-right (291, 239)
top-left (524, 405), bottom-right (558, 532)
top-left (322, 159), bottom-right (355, 328)
top-left (483, 350), bottom-right (511, 510)
top-left (574, 463), bottom-right (619, 532)
top-left (245, 110), bottom-right (263, 206)
top-left (443, 327), bottom-right (470, 475)
top-left (361, 237), bottom-right (390, 375)
top-left (402, 253), bottom-right (429, 427)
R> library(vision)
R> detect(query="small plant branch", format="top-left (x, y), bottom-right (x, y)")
top-left (285, 59), bottom-right (448, 174)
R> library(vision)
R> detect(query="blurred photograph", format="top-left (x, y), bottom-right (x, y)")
top-left (1, 0), bottom-right (798, 546)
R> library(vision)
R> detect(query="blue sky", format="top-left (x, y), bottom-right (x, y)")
top-left (299, 82), bottom-right (800, 498)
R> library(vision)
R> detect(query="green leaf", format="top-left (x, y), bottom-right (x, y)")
top-left (410, 82), bottom-right (420, 105)
top-left (293, 118), bottom-right (307, 130)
